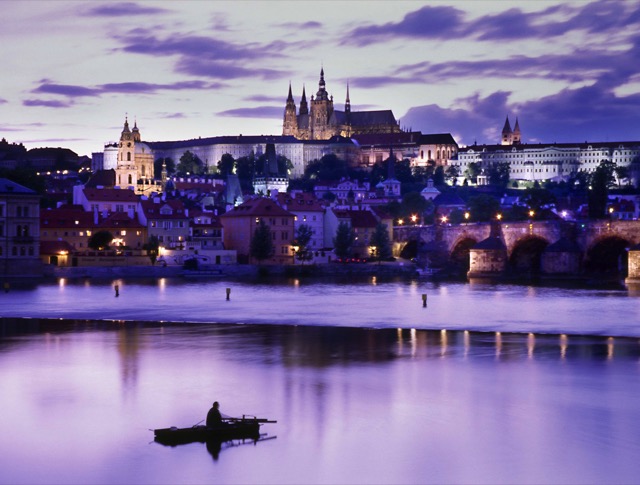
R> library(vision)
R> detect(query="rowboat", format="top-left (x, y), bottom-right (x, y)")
top-left (154, 417), bottom-right (275, 446)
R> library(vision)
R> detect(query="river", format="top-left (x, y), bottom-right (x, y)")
top-left (1, 277), bottom-right (639, 484)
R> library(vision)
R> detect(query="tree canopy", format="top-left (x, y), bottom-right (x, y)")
top-left (177, 151), bottom-right (204, 175)
top-left (88, 230), bottom-right (114, 250)
top-left (333, 222), bottom-right (354, 260)
top-left (370, 223), bottom-right (392, 262)
top-left (250, 220), bottom-right (274, 263)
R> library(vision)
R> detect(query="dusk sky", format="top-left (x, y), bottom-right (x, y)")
top-left (2, 0), bottom-right (640, 157)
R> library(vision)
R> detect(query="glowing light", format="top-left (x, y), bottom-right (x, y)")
top-left (398, 219), bottom-right (404, 225)
top-left (464, 212), bottom-right (470, 220)
top-left (529, 210), bottom-right (535, 218)
top-left (410, 214), bottom-right (418, 223)
top-left (496, 213), bottom-right (502, 220)
top-left (441, 215), bottom-right (448, 223)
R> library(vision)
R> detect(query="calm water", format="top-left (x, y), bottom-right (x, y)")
top-left (1, 278), bottom-right (640, 484)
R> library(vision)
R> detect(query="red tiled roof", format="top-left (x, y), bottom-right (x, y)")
top-left (220, 197), bottom-right (295, 218)
top-left (83, 188), bottom-right (139, 202)
top-left (276, 192), bottom-right (325, 212)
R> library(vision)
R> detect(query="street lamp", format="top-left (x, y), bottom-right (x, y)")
top-left (464, 212), bottom-right (470, 221)
top-left (398, 218), bottom-right (404, 225)
top-left (496, 213), bottom-right (503, 221)
top-left (441, 215), bottom-right (448, 224)
top-left (529, 210), bottom-right (535, 218)
top-left (410, 214), bottom-right (418, 224)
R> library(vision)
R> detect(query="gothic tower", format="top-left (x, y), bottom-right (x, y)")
top-left (310, 68), bottom-right (334, 140)
top-left (512, 117), bottom-right (521, 145)
top-left (282, 83), bottom-right (298, 136)
top-left (501, 116), bottom-right (513, 145)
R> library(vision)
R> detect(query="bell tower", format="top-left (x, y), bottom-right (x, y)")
top-left (116, 116), bottom-right (138, 188)
top-left (310, 68), bottom-right (334, 140)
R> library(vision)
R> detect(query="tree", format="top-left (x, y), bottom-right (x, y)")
top-left (370, 223), bottom-right (392, 263)
top-left (464, 162), bottom-right (481, 184)
top-left (333, 222), bottom-right (354, 260)
top-left (293, 224), bottom-right (314, 265)
top-left (217, 153), bottom-right (235, 176)
top-left (433, 166), bottom-right (445, 186)
top-left (445, 165), bottom-right (459, 185)
top-left (177, 150), bottom-right (203, 175)
top-left (588, 160), bottom-right (616, 219)
top-left (143, 235), bottom-right (160, 265)
top-left (304, 154), bottom-right (348, 181)
top-left (88, 230), bottom-right (113, 250)
top-left (488, 162), bottom-right (510, 187)
top-left (250, 220), bottom-right (274, 264)
top-left (467, 194), bottom-right (500, 222)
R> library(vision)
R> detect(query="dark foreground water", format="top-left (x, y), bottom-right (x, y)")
top-left (1, 278), bottom-right (639, 484)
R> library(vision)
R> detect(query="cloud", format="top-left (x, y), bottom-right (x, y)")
top-left (0, 98), bottom-right (7, 105)
top-left (33, 83), bottom-right (100, 97)
top-left (99, 80), bottom-right (226, 93)
top-left (278, 21), bottom-right (322, 29)
top-left (217, 106), bottom-right (283, 119)
top-left (113, 31), bottom-right (290, 80)
top-left (84, 2), bottom-right (169, 17)
top-left (23, 99), bottom-right (73, 108)
top-left (246, 95), bottom-right (283, 103)
top-left (401, 81), bottom-right (640, 146)
top-left (29, 80), bottom-right (225, 100)
top-left (351, 76), bottom-right (417, 89)
top-left (345, 1), bottom-right (640, 45)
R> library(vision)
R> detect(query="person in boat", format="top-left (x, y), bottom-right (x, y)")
top-left (206, 401), bottom-right (223, 427)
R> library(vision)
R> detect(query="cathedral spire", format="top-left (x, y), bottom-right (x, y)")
top-left (299, 84), bottom-right (308, 115)
top-left (345, 82), bottom-right (351, 113)
top-left (316, 67), bottom-right (328, 100)
top-left (287, 82), bottom-right (294, 102)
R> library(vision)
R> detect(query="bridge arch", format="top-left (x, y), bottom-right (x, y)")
top-left (398, 239), bottom-right (419, 260)
top-left (450, 237), bottom-right (478, 274)
top-left (508, 236), bottom-right (550, 275)
top-left (584, 235), bottom-right (631, 275)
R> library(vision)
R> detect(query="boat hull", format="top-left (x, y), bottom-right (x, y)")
top-left (154, 421), bottom-right (260, 446)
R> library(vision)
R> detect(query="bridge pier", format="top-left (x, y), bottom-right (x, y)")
top-left (625, 244), bottom-right (640, 285)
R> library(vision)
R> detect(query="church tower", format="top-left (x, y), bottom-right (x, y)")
top-left (116, 116), bottom-right (138, 188)
top-left (282, 83), bottom-right (298, 136)
top-left (512, 117), bottom-right (521, 145)
top-left (501, 116), bottom-right (513, 145)
top-left (310, 68), bottom-right (335, 140)
top-left (299, 85), bottom-right (308, 115)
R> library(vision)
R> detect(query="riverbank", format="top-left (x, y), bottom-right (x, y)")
top-left (46, 261), bottom-right (419, 280)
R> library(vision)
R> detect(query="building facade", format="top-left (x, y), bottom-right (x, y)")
top-left (0, 178), bottom-right (42, 276)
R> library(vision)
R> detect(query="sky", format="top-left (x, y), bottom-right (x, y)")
top-left (2, 0), bottom-right (640, 157)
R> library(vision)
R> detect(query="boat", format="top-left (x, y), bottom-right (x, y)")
top-left (154, 416), bottom-right (275, 446)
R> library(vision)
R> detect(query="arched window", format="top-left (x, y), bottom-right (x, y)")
top-left (20, 247), bottom-right (26, 256)
top-left (28, 247), bottom-right (34, 256)
top-left (12, 247), bottom-right (17, 256)
top-left (127, 152), bottom-right (131, 162)
top-left (128, 174), bottom-right (133, 184)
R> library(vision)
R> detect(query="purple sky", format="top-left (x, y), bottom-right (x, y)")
top-left (2, 1), bottom-right (640, 156)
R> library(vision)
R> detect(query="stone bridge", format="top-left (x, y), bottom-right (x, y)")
top-left (394, 220), bottom-right (640, 278)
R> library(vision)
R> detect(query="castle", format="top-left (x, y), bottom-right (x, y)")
top-left (282, 69), bottom-right (401, 140)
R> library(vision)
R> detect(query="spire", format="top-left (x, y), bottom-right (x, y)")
top-left (316, 67), bottom-right (328, 100)
top-left (287, 82), bottom-right (294, 102)
top-left (299, 84), bottom-right (308, 115)
top-left (502, 116), bottom-right (512, 134)
top-left (345, 82), bottom-right (351, 113)
top-left (123, 116), bottom-right (131, 133)
top-left (513, 117), bottom-right (520, 133)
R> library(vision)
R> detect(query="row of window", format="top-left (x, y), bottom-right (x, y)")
top-left (0, 246), bottom-right (35, 257)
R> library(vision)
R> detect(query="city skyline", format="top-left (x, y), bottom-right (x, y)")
top-left (2, 0), bottom-right (640, 157)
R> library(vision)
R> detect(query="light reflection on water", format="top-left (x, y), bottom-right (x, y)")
top-left (1, 278), bottom-right (640, 484)
top-left (1, 319), bottom-right (639, 484)
top-left (0, 277), bottom-right (639, 336)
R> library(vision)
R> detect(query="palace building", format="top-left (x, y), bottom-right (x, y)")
top-left (282, 69), bottom-right (401, 140)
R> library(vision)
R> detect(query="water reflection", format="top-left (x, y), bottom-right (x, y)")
top-left (1, 317), bottom-right (640, 484)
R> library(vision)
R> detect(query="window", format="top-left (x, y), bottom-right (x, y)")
top-left (12, 247), bottom-right (17, 256)
top-left (86, 230), bottom-right (92, 237)
top-left (120, 230), bottom-right (126, 236)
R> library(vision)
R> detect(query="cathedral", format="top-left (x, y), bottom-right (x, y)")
top-left (501, 116), bottom-right (522, 145)
top-left (282, 69), bottom-right (401, 140)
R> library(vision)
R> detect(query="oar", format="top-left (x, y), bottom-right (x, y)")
top-left (192, 419), bottom-right (204, 428)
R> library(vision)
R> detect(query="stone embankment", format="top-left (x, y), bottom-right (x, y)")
top-left (48, 262), bottom-right (418, 280)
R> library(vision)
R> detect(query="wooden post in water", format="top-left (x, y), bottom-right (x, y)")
top-left (422, 294), bottom-right (427, 307)
top-left (114, 284), bottom-right (119, 297)
top-left (226, 288), bottom-right (231, 301)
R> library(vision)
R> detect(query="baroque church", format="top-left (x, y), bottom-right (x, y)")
top-left (115, 117), bottom-right (155, 193)
top-left (282, 69), bottom-right (401, 140)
